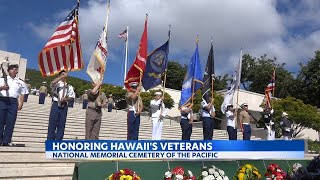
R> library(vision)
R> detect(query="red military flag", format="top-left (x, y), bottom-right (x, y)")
top-left (124, 15), bottom-right (148, 90)
top-left (38, 4), bottom-right (83, 77)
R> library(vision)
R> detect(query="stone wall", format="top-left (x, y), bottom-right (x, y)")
top-left (0, 50), bottom-right (27, 80)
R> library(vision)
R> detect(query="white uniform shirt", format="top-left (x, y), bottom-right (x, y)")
top-left (20, 79), bottom-right (29, 95)
top-left (150, 99), bottom-right (167, 118)
top-left (201, 100), bottom-right (216, 117)
top-left (51, 81), bottom-right (75, 102)
top-left (0, 76), bottom-right (28, 98)
top-left (226, 110), bottom-right (236, 128)
top-left (181, 106), bottom-right (192, 119)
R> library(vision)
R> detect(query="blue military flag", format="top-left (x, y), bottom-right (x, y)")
top-left (142, 40), bottom-right (169, 90)
top-left (180, 44), bottom-right (203, 107)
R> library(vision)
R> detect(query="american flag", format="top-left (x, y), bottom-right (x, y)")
top-left (265, 68), bottom-right (275, 91)
top-left (38, 5), bottom-right (83, 77)
top-left (118, 29), bottom-right (127, 40)
top-left (265, 68), bottom-right (276, 108)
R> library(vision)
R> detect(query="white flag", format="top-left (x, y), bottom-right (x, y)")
top-left (87, 0), bottom-right (110, 83)
top-left (221, 56), bottom-right (242, 114)
top-left (87, 28), bottom-right (108, 83)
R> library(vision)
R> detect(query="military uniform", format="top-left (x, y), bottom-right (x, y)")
top-left (67, 86), bottom-right (75, 108)
top-left (107, 96), bottom-right (114, 112)
top-left (239, 103), bottom-right (252, 140)
top-left (0, 64), bottom-right (28, 146)
top-left (150, 92), bottom-right (167, 140)
top-left (47, 81), bottom-right (75, 140)
top-left (23, 83), bottom-right (31, 102)
top-left (39, 83), bottom-right (47, 104)
top-left (201, 99), bottom-right (216, 140)
top-left (280, 112), bottom-right (293, 140)
top-left (82, 93), bottom-right (88, 109)
top-left (85, 91), bottom-right (106, 140)
top-left (126, 89), bottom-right (143, 140)
top-left (180, 106), bottom-right (193, 140)
top-left (263, 109), bottom-right (275, 140)
top-left (226, 105), bottom-right (237, 140)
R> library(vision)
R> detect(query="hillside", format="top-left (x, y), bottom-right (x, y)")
top-left (26, 69), bottom-right (96, 97)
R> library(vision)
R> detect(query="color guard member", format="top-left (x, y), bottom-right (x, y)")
top-left (85, 81), bottom-right (106, 140)
top-left (180, 103), bottom-right (194, 140)
top-left (239, 103), bottom-right (255, 140)
top-left (280, 112), bottom-right (293, 140)
top-left (201, 96), bottom-right (216, 140)
top-left (150, 91), bottom-right (167, 140)
top-left (226, 104), bottom-right (237, 140)
top-left (126, 82), bottom-right (143, 140)
top-left (0, 64), bottom-right (28, 146)
top-left (263, 106), bottom-right (275, 140)
top-left (47, 70), bottom-right (75, 140)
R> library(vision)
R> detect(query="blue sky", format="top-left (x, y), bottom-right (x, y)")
top-left (1, 0), bottom-right (320, 86)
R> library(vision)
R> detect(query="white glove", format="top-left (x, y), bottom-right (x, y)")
top-left (270, 121), bottom-right (274, 125)
top-left (270, 109), bottom-right (274, 114)
top-left (285, 128), bottom-right (291, 132)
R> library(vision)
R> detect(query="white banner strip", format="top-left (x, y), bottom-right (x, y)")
top-left (46, 151), bottom-right (304, 160)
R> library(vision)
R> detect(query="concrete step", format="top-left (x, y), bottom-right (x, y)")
top-left (0, 162), bottom-right (75, 168)
top-left (1, 176), bottom-right (73, 180)
top-left (0, 166), bottom-right (74, 179)
top-left (0, 152), bottom-right (75, 163)
top-left (11, 129), bottom-right (236, 140)
top-left (14, 117), bottom-right (188, 130)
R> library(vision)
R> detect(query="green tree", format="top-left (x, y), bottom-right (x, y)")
top-left (140, 89), bottom-right (175, 112)
top-left (101, 84), bottom-right (127, 102)
top-left (241, 54), bottom-right (295, 98)
top-left (26, 68), bottom-right (92, 98)
top-left (165, 61), bottom-right (187, 90)
top-left (295, 51), bottom-right (320, 107)
top-left (166, 61), bottom-right (228, 91)
top-left (271, 97), bottom-right (320, 138)
top-left (214, 74), bottom-right (229, 91)
top-left (25, 69), bottom-right (126, 99)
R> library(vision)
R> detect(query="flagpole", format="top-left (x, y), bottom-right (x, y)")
top-left (101, 0), bottom-right (110, 80)
top-left (162, 24), bottom-right (170, 97)
top-left (235, 50), bottom-right (243, 132)
top-left (97, 0), bottom-right (110, 98)
top-left (61, 0), bottom-right (80, 105)
top-left (210, 36), bottom-right (215, 104)
top-left (192, 34), bottom-right (199, 105)
top-left (124, 26), bottom-right (129, 89)
top-left (137, 14), bottom-right (148, 112)
top-left (271, 67), bottom-right (275, 109)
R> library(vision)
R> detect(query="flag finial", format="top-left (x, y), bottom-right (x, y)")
top-left (196, 34), bottom-right (199, 44)
top-left (168, 25), bottom-right (171, 40)
top-left (210, 35), bottom-right (213, 43)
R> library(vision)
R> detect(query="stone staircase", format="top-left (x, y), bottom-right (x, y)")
top-left (0, 95), bottom-right (298, 179)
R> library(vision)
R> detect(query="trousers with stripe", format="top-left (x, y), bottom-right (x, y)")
top-left (47, 101), bottom-right (68, 140)
top-left (202, 117), bottom-right (214, 140)
top-left (242, 124), bottom-right (251, 140)
top-left (127, 111), bottom-right (140, 140)
top-left (180, 118), bottom-right (192, 140)
top-left (0, 98), bottom-right (18, 144)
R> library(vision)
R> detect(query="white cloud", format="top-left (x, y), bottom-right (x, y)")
top-left (27, 0), bottom-right (320, 77)
top-left (27, 22), bottom-right (58, 41)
